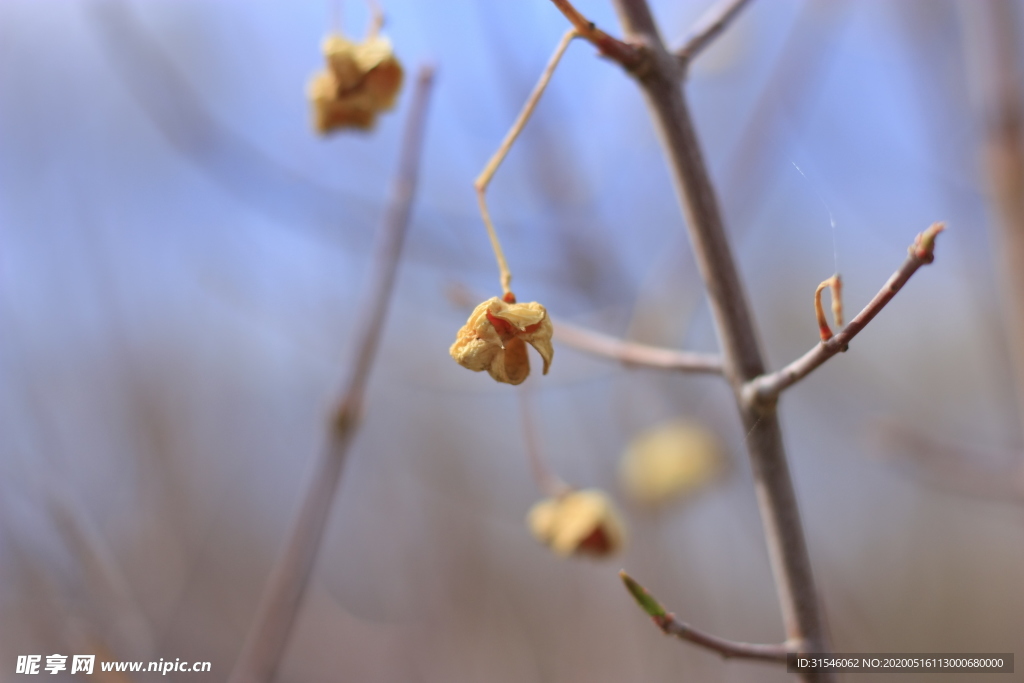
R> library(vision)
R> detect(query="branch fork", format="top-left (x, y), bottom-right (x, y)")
top-left (547, 0), bottom-right (648, 72)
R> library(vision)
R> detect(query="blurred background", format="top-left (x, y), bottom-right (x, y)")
top-left (1, 0), bottom-right (1023, 681)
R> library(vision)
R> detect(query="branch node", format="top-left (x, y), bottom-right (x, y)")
top-left (547, 0), bottom-right (648, 73)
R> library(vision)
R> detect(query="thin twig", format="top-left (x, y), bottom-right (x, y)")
top-left (620, 572), bottom-right (794, 663)
top-left (675, 0), bottom-right (753, 65)
top-left (227, 66), bottom-right (435, 683)
top-left (547, 0), bottom-right (646, 71)
top-left (553, 319), bottom-right (723, 374)
top-left (560, 0), bottom-right (834, 678)
top-left (365, 0), bottom-right (385, 35)
top-left (745, 223), bottom-right (944, 406)
top-left (518, 387), bottom-right (571, 497)
top-left (475, 28), bottom-right (578, 298)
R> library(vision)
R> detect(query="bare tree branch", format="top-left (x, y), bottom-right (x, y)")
top-left (554, 320), bottom-right (723, 373)
top-left (550, 0), bottom-right (834, 678)
top-left (621, 572), bottom-right (794, 663)
top-left (744, 223), bottom-right (944, 406)
top-left (227, 66), bottom-right (435, 683)
top-left (675, 0), bottom-right (753, 65)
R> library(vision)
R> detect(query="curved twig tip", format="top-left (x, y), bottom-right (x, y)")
top-left (813, 274), bottom-right (842, 342)
top-left (911, 221), bottom-right (945, 262)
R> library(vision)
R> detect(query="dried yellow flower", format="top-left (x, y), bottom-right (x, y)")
top-left (449, 297), bottom-right (553, 385)
top-left (308, 34), bottom-right (404, 133)
top-left (619, 420), bottom-right (723, 505)
top-left (527, 489), bottom-right (626, 558)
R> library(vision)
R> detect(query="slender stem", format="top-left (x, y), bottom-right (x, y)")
top-left (553, 319), bottom-right (723, 374)
top-left (581, 0), bottom-right (833, 678)
top-left (620, 571), bottom-right (795, 663)
top-left (475, 28), bottom-right (578, 297)
top-left (518, 387), bottom-right (571, 498)
top-left (746, 223), bottom-right (944, 405)
top-left (364, 0), bottom-right (384, 35)
top-left (227, 66), bottom-right (435, 683)
top-left (675, 0), bottom-right (753, 65)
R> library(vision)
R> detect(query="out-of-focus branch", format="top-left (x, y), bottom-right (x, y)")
top-left (88, 3), bottom-right (381, 251)
top-left (621, 572), bottom-right (795, 663)
top-left (674, 0), bottom-right (753, 65)
top-left (554, 320), bottom-right (723, 373)
top-left (961, 0), bottom-right (1024, 439)
top-left (227, 66), bottom-right (435, 683)
top-left (746, 223), bottom-right (945, 406)
top-left (878, 421), bottom-right (1024, 503)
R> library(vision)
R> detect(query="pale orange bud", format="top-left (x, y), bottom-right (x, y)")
top-left (449, 297), bottom-right (554, 385)
top-left (308, 34), bottom-right (404, 133)
top-left (527, 489), bottom-right (626, 558)
top-left (619, 420), bottom-right (723, 505)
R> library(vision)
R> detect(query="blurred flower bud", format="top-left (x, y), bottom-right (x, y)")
top-left (450, 297), bottom-right (553, 385)
top-left (619, 420), bottom-right (723, 505)
top-left (308, 34), bottom-right (404, 133)
top-left (527, 489), bottom-right (626, 558)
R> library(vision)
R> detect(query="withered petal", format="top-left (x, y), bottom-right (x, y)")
top-left (490, 301), bottom-right (547, 330)
top-left (450, 297), bottom-right (554, 385)
top-left (488, 336), bottom-right (530, 385)
top-left (449, 335), bottom-right (500, 373)
top-left (310, 33), bottom-right (404, 134)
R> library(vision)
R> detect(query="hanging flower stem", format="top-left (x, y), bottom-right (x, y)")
top-left (474, 28), bottom-right (578, 298)
top-left (518, 386), bottom-right (571, 498)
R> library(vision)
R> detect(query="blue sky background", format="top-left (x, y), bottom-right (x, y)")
top-left (1, 1), bottom-right (1022, 682)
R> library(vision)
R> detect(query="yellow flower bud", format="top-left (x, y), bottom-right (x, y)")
top-left (527, 489), bottom-right (626, 558)
top-left (449, 297), bottom-right (554, 385)
top-left (619, 420), bottom-right (723, 505)
top-left (308, 34), bottom-right (404, 133)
